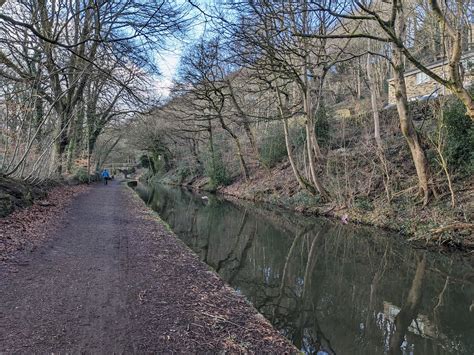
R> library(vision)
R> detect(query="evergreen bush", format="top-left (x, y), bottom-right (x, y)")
top-left (315, 103), bottom-right (331, 147)
top-left (204, 149), bottom-right (231, 188)
top-left (442, 91), bottom-right (474, 174)
top-left (73, 167), bottom-right (89, 183)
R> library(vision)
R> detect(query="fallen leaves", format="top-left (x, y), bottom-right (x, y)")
top-left (125, 190), bottom-right (297, 353)
top-left (0, 184), bottom-right (90, 267)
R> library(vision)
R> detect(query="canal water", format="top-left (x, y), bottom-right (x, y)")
top-left (135, 183), bottom-right (474, 354)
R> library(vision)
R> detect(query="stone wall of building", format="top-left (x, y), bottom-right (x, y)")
top-left (387, 55), bottom-right (474, 104)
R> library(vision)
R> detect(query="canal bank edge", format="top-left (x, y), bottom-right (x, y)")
top-left (154, 174), bottom-right (474, 253)
top-left (124, 182), bottom-right (298, 353)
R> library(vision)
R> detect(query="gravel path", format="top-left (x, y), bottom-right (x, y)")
top-left (0, 181), bottom-right (295, 353)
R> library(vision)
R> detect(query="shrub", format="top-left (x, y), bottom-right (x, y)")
top-left (354, 196), bottom-right (374, 211)
top-left (73, 167), bottom-right (90, 183)
top-left (315, 103), bottom-right (331, 147)
top-left (176, 164), bottom-right (191, 183)
top-left (139, 154), bottom-right (150, 169)
top-left (141, 153), bottom-right (167, 176)
top-left (259, 124), bottom-right (288, 168)
top-left (291, 190), bottom-right (321, 206)
top-left (442, 92), bottom-right (474, 173)
top-left (204, 149), bottom-right (231, 188)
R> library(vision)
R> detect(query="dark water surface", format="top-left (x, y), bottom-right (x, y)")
top-left (136, 183), bottom-right (474, 354)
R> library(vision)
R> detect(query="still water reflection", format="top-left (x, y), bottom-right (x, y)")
top-left (136, 184), bottom-right (474, 354)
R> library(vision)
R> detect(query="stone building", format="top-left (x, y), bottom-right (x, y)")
top-left (387, 50), bottom-right (474, 105)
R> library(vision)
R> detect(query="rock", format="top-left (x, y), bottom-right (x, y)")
top-left (0, 192), bottom-right (15, 217)
top-left (0, 177), bottom-right (47, 217)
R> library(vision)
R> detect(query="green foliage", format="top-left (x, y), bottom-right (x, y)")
top-left (354, 196), bottom-right (374, 211)
top-left (259, 124), bottom-right (288, 168)
top-left (314, 103), bottom-right (331, 147)
top-left (291, 190), bottom-right (321, 206)
top-left (442, 93), bottom-right (474, 173)
top-left (139, 154), bottom-right (151, 168)
top-left (204, 149), bottom-right (231, 188)
top-left (291, 125), bottom-right (306, 149)
top-left (73, 167), bottom-right (89, 183)
top-left (176, 164), bottom-right (191, 183)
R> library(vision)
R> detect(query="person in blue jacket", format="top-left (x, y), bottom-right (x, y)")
top-left (101, 169), bottom-right (110, 185)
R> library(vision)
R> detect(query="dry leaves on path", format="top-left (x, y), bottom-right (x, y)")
top-left (0, 184), bottom-right (90, 267)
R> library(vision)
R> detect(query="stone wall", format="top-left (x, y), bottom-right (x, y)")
top-left (388, 56), bottom-right (474, 104)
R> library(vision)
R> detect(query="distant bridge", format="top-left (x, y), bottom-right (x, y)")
top-left (102, 162), bottom-right (137, 171)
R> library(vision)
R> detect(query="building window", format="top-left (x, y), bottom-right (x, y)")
top-left (416, 72), bottom-right (430, 84)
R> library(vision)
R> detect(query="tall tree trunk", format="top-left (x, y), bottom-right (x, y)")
top-left (393, 5), bottom-right (431, 206)
top-left (454, 87), bottom-right (474, 121)
top-left (66, 101), bottom-right (85, 173)
top-left (392, 56), bottom-right (431, 205)
top-left (305, 124), bottom-right (330, 200)
top-left (207, 119), bottom-right (216, 175)
top-left (276, 86), bottom-right (316, 194)
top-left (303, 80), bottom-right (330, 201)
top-left (282, 118), bottom-right (315, 194)
top-left (218, 116), bottom-right (249, 181)
top-left (429, 0), bottom-right (474, 121)
top-left (227, 79), bottom-right (261, 162)
top-left (298, 2), bottom-right (329, 200)
top-left (367, 50), bottom-right (383, 150)
top-left (243, 122), bottom-right (260, 163)
top-left (55, 107), bottom-right (73, 176)
top-left (356, 64), bottom-right (362, 100)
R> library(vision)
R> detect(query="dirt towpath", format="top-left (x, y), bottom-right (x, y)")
top-left (0, 181), bottom-right (295, 353)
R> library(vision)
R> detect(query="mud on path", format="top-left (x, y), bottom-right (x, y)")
top-left (0, 181), bottom-right (295, 353)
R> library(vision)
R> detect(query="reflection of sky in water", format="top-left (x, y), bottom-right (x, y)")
top-left (138, 184), bottom-right (474, 355)
top-left (263, 266), bottom-right (272, 285)
top-left (295, 277), bottom-right (304, 298)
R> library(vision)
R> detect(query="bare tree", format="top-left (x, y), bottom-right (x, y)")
top-left (176, 38), bottom-right (251, 181)
top-left (0, 0), bottom-right (189, 180)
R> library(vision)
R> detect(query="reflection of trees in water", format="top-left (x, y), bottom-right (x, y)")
top-left (215, 209), bottom-right (249, 272)
top-left (138, 184), bottom-right (474, 355)
top-left (389, 254), bottom-right (426, 355)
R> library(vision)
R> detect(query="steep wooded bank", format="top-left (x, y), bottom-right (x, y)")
top-left (142, 96), bottom-right (473, 251)
top-left (125, 1), bottom-right (473, 250)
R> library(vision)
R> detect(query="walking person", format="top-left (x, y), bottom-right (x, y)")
top-left (101, 169), bottom-right (110, 185)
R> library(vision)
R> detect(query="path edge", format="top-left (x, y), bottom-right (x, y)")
top-left (122, 182), bottom-right (299, 353)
